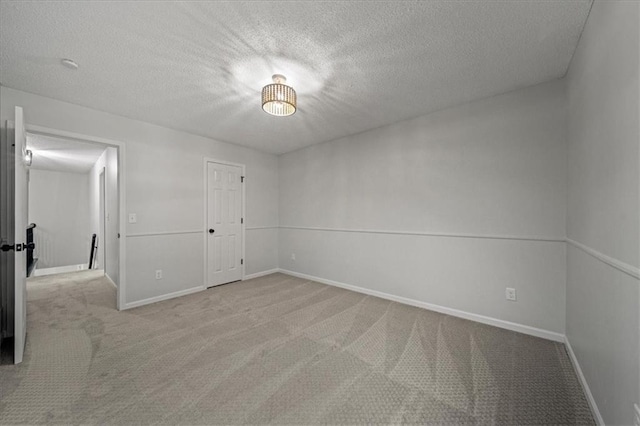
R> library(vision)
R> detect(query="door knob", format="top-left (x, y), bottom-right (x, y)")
top-left (209, 229), bottom-right (215, 234)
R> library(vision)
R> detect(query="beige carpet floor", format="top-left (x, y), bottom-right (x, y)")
top-left (0, 270), bottom-right (593, 425)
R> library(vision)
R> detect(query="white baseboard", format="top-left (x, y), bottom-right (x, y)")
top-left (105, 273), bottom-right (117, 290)
top-left (122, 268), bottom-right (282, 310)
top-left (123, 286), bottom-right (205, 310)
top-left (244, 268), bottom-right (280, 280)
top-left (278, 268), bottom-right (565, 343)
top-left (33, 264), bottom-right (88, 277)
top-left (564, 337), bottom-right (604, 425)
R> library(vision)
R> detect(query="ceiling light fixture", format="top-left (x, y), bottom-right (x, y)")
top-left (262, 74), bottom-right (296, 117)
top-left (24, 149), bottom-right (32, 166)
top-left (61, 58), bottom-right (79, 70)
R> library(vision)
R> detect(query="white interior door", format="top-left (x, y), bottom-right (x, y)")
top-left (14, 106), bottom-right (28, 364)
top-left (206, 161), bottom-right (243, 287)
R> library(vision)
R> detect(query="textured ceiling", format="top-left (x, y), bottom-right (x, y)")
top-left (1, 1), bottom-right (592, 154)
top-left (27, 134), bottom-right (105, 174)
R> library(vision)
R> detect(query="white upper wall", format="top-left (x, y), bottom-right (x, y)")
top-left (28, 169), bottom-right (91, 269)
top-left (279, 79), bottom-right (568, 335)
top-left (567, 1), bottom-right (640, 268)
top-left (565, 1), bottom-right (639, 425)
top-left (1, 87), bottom-right (278, 231)
top-left (280, 80), bottom-right (567, 239)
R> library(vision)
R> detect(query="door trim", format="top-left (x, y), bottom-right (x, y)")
top-left (24, 124), bottom-right (127, 311)
top-left (99, 167), bottom-right (106, 271)
top-left (203, 158), bottom-right (246, 288)
top-left (6, 112), bottom-right (28, 364)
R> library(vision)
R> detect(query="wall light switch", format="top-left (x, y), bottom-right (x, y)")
top-left (505, 287), bottom-right (517, 301)
top-left (128, 213), bottom-right (137, 224)
top-left (155, 270), bottom-right (162, 280)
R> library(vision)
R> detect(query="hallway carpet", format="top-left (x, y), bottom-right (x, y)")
top-left (0, 271), bottom-right (593, 425)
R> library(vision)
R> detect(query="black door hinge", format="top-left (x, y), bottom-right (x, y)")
top-left (241, 259), bottom-right (244, 265)
top-left (241, 218), bottom-right (244, 224)
top-left (241, 176), bottom-right (245, 183)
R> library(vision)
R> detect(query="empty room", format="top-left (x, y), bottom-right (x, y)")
top-left (0, 1), bottom-right (638, 425)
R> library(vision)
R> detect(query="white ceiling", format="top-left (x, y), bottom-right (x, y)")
top-left (1, 1), bottom-right (592, 155)
top-left (26, 134), bottom-right (105, 174)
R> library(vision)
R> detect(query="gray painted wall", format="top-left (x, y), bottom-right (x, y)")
top-left (566, 1), bottom-right (640, 424)
top-left (0, 86), bottom-right (279, 306)
top-left (28, 169), bottom-right (91, 269)
top-left (279, 80), bottom-right (568, 335)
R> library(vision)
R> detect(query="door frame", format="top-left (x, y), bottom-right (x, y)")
top-left (5, 110), bottom-right (28, 364)
top-left (24, 124), bottom-right (127, 311)
top-left (98, 167), bottom-right (106, 271)
top-left (203, 158), bottom-right (246, 288)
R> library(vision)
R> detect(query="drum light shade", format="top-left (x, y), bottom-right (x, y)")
top-left (262, 74), bottom-right (297, 117)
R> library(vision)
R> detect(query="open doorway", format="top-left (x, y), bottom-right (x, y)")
top-left (0, 108), bottom-right (127, 364)
top-left (25, 133), bottom-right (119, 292)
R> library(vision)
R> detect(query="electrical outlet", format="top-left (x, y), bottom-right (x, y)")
top-left (128, 213), bottom-right (137, 224)
top-left (291, 253), bottom-right (296, 261)
top-left (155, 270), bottom-right (162, 280)
top-left (505, 287), bottom-right (517, 301)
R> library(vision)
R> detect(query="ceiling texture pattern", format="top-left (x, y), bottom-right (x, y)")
top-left (1, 1), bottom-right (592, 154)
